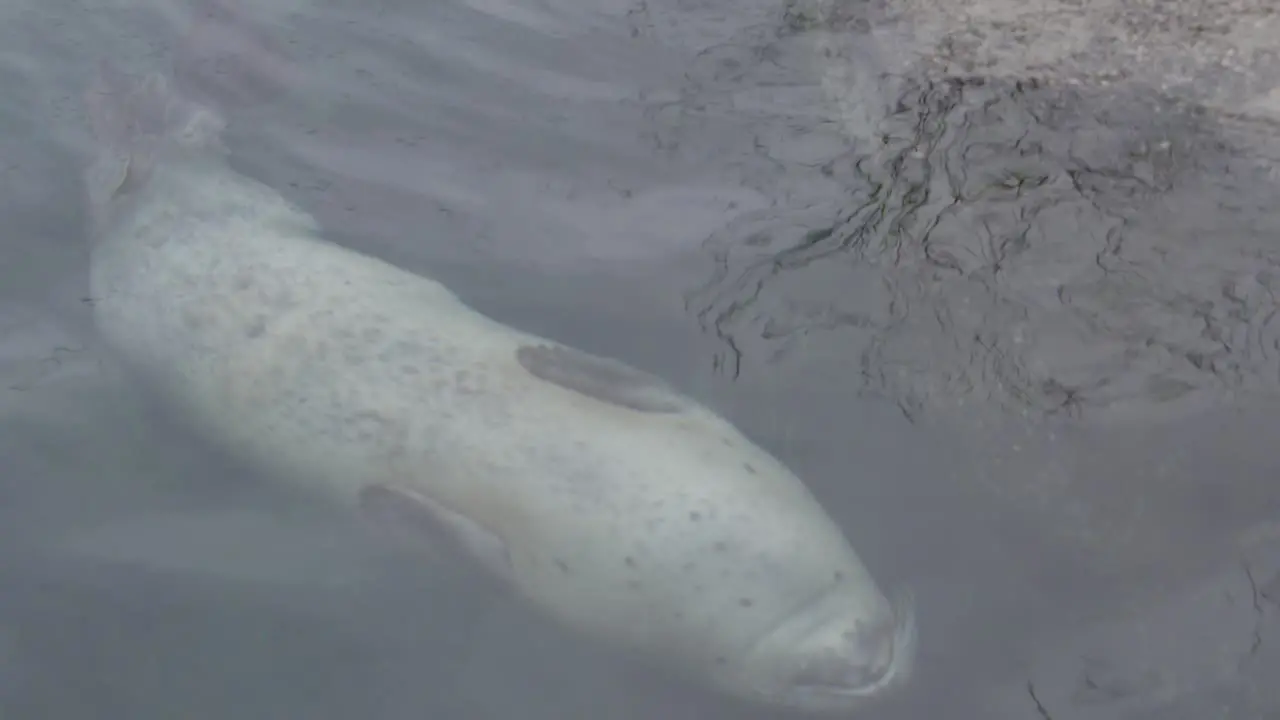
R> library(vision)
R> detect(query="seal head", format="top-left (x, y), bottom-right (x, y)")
top-left (728, 585), bottom-right (916, 713)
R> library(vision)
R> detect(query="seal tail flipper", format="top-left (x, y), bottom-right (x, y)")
top-left (359, 484), bottom-right (516, 590)
top-left (83, 61), bottom-right (226, 157)
top-left (81, 61), bottom-right (227, 237)
top-left (82, 62), bottom-right (155, 238)
top-left (83, 0), bottom-right (290, 226)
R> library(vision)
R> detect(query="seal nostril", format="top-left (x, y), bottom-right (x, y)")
top-left (793, 653), bottom-right (849, 688)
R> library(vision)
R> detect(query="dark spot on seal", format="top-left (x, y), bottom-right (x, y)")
top-left (833, 570), bottom-right (845, 582)
top-left (716, 656), bottom-right (727, 665)
top-left (555, 559), bottom-right (571, 574)
top-left (515, 344), bottom-right (687, 413)
top-left (625, 556), bottom-right (637, 568)
top-left (682, 562), bottom-right (696, 572)
top-left (720, 437), bottom-right (734, 447)
top-left (742, 462), bottom-right (757, 475)
top-left (739, 598), bottom-right (753, 608)
top-left (689, 511), bottom-right (701, 522)
top-left (714, 541), bottom-right (728, 552)
top-left (628, 580), bottom-right (641, 590)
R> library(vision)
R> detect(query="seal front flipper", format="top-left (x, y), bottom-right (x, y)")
top-left (515, 344), bottom-right (688, 413)
top-left (358, 485), bottom-right (514, 589)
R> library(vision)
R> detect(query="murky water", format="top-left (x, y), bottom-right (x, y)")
top-left (1, 0), bottom-right (1278, 718)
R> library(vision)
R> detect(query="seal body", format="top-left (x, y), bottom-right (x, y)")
top-left (81, 66), bottom-right (916, 714)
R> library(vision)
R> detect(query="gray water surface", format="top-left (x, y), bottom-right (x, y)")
top-left (2, 0), bottom-right (1279, 718)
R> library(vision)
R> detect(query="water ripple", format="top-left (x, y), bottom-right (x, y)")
top-left (689, 74), bottom-right (1280, 425)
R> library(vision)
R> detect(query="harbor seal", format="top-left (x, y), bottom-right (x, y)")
top-left (79, 63), bottom-right (916, 714)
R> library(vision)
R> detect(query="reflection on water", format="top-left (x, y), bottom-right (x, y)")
top-left (690, 74), bottom-right (1280, 425)
top-left (0, 0), bottom-right (1278, 718)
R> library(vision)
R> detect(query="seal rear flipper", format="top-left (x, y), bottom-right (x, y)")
top-left (82, 62), bottom-right (157, 228)
top-left (515, 344), bottom-right (688, 413)
top-left (358, 484), bottom-right (515, 590)
top-left (82, 61), bottom-right (227, 237)
top-left (84, 62), bottom-right (225, 151)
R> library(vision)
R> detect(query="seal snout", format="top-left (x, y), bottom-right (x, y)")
top-left (855, 614), bottom-right (896, 681)
top-left (849, 617), bottom-right (897, 684)
top-left (793, 616), bottom-right (897, 692)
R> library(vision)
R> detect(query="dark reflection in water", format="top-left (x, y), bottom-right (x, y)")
top-left (690, 74), bottom-right (1280, 426)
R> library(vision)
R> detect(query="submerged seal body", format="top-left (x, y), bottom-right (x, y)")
top-left (80, 65), bottom-right (916, 714)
